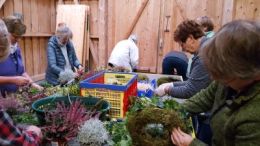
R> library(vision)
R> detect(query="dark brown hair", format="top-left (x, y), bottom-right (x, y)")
top-left (200, 20), bottom-right (260, 79)
top-left (174, 20), bottom-right (204, 43)
top-left (196, 16), bottom-right (214, 32)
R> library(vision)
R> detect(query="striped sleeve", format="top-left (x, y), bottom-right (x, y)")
top-left (168, 55), bottom-right (211, 99)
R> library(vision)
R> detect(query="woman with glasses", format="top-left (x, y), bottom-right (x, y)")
top-left (0, 18), bottom-right (42, 146)
top-left (171, 20), bottom-right (260, 146)
top-left (0, 14), bottom-right (43, 97)
top-left (155, 20), bottom-right (212, 145)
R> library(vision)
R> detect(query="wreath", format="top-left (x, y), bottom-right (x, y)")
top-left (127, 107), bottom-right (190, 146)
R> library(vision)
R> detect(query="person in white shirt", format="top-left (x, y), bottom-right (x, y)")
top-left (108, 34), bottom-right (139, 72)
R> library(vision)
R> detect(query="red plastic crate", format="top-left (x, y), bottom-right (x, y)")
top-left (80, 71), bottom-right (137, 118)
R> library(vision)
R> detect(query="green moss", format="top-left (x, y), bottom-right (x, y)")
top-left (127, 108), bottom-right (189, 146)
top-left (137, 74), bottom-right (149, 82)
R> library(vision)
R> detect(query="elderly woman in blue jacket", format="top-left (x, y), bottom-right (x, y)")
top-left (45, 24), bottom-right (83, 85)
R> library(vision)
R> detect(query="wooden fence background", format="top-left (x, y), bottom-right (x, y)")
top-left (105, 0), bottom-right (260, 73)
top-left (0, 0), bottom-right (56, 80)
top-left (0, 0), bottom-right (259, 80)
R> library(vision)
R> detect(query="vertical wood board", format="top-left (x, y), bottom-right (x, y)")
top-left (56, 4), bottom-right (88, 64)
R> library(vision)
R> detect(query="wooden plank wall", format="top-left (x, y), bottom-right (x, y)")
top-left (105, 0), bottom-right (260, 73)
top-left (0, 0), bottom-right (56, 81)
top-left (56, 5), bottom-right (88, 65)
top-left (33, 0), bottom-right (260, 74)
top-left (63, 0), bottom-right (99, 70)
top-left (1, 0), bottom-right (259, 77)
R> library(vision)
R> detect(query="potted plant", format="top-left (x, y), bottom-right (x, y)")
top-left (42, 99), bottom-right (98, 146)
top-left (32, 96), bottom-right (110, 125)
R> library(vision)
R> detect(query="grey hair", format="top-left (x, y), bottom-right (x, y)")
top-left (55, 25), bottom-right (71, 40)
top-left (0, 19), bottom-right (10, 61)
top-left (128, 34), bottom-right (138, 44)
top-left (200, 20), bottom-right (260, 80)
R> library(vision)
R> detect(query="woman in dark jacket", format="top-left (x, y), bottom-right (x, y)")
top-left (45, 24), bottom-right (83, 85)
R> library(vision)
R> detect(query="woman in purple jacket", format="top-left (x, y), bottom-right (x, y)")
top-left (0, 14), bottom-right (43, 97)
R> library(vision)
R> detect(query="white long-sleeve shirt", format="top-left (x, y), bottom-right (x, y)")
top-left (108, 38), bottom-right (139, 71)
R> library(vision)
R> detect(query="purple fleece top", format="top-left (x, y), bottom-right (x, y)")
top-left (0, 47), bottom-right (25, 93)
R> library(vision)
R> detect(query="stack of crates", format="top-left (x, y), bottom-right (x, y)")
top-left (80, 71), bottom-right (137, 118)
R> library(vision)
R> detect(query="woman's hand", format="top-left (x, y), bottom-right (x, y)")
top-left (13, 76), bottom-right (30, 86)
top-left (31, 83), bottom-right (44, 91)
top-left (26, 125), bottom-right (42, 138)
top-left (78, 65), bottom-right (84, 73)
top-left (171, 127), bottom-right (193, 146)
top-left (154, 82), bottom-right (173, 96)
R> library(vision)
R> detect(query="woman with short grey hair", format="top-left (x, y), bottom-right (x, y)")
top-left (171, 20), bottom-right (260, 146)
top-left (45, 24), bottom-right (83, 85)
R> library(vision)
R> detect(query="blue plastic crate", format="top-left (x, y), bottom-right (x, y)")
top-left (137, 79), bottom-right (156, 98)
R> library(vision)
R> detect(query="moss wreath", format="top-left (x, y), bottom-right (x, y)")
top-left (127, 107), bottom-right (189, 146)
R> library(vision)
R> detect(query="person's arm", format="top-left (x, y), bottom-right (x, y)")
top-left (0, 76), bottom-right (29, 86)
top-left (182, 81), bottom-right (217, 114)
top-left (22, 73), bottom-right (43, 90)
top-left (171, 128), bottom-right (207, 146)
top-left (0, 111), bottom-right (41, 146)
top-left (171, 83), bottom-right (218, 146)
top-left (68, 41), bottom-right (81, 69)
top-left (129, 42), bottom-right (139, 69)
top-left (168, 56), bottom-right (211, 99)
top-left (47, 42), bottom-right (63, 75)
top-left (171, 80), bottom-right (187, 87)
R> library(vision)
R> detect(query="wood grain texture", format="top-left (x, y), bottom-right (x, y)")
top-left (56, 4), bottom-right (88, 64)
top-left (0, 0), bottom-right (259, 75)
top-left (0, 0), bottom-right (55, 80)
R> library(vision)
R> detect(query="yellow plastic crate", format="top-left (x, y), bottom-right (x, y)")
top-left (80, 71), bottom-right (137, 118)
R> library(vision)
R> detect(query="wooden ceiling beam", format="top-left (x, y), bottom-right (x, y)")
top-left (124, 0), bottom-right (149, 39)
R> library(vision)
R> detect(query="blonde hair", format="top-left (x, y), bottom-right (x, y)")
top-left (0, 19), bottom-right (10, 61)
top-left (200, 20), bottom-right (260, 80)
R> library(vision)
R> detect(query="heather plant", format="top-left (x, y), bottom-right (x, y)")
top-left (15, 84), bottom-right (46, 105)
top-left (77, 118), bottom-right (108, 146)
top-left (0, 96), bottom-right (26, 115)
top-left (43, 100), bottom-right (99, 142)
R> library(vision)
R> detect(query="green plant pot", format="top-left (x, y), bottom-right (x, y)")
top-left (32, 96), bottom-right (110, 125)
